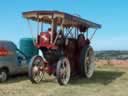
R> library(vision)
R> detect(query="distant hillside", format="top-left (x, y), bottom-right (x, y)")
top-left (95, 50), bottom-right (128, 60)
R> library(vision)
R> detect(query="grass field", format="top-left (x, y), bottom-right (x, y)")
top-left (0, 65), bottom-right (128, 96)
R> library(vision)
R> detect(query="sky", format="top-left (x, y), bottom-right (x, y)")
top-left (0, 0), bottom-right (128, 50)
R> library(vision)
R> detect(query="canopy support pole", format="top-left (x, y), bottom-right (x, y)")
top-left (53, 18), bottom-right (63, 45)
top-left (27, 19), bottom-right (36, 46)
top-left (37, 17), bottom-right (40, 44)
top-left (90, 28), bottom-right (97, 41)
top-left (51, 18), bottom-right (57, 44)
top-left (86, 29), bottom-right (88, 39)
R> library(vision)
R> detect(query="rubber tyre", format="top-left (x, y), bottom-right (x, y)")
top-left (28, 55), bottom-right (44, 83)
top-left (80, 46), bottom-right (95, 78)
top-left (56, 57), bottom-right (71, 85)
top-left (0, 69), bottom-right (8, 82)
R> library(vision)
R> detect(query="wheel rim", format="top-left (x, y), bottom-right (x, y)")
top-left (84, 48), bottom-right (95, 78)
top-left (57, 58), bottom-right (70, 85)
top-left (31, 56), bottom-right (44, 83)
top-left (0, 71), bottom-right (7, 82)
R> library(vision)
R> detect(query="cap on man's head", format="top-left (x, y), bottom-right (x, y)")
top-left (48, 28), bottom-right (51, 31)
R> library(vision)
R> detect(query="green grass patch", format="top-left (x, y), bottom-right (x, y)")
top-left (0, 65), bottom-right (127, 96)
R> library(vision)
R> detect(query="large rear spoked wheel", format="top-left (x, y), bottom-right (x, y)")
top-left (29, 55), bottom-right (45, 83)
top-left (56, 57), bottom-right (71, 85)
top-left (80, 46), bottom-right (95, 78)
top-left (85, 47), bottom-right (95, 78)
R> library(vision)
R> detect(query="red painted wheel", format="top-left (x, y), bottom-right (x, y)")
top-left (28, 55), bottom-right (45, 83)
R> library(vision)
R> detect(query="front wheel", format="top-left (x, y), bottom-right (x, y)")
top-left (0, 69), bottom-right (8, 82)
top-left (56, 57), bottom-right (71, 85)
top-left (28, 55), bottom-right (44, 83)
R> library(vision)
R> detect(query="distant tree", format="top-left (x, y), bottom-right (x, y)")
top-left (106, 57), bottom-right (111, 65)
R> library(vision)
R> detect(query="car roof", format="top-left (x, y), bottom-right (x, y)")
top-left (22, 10), bottom-right (101, 29)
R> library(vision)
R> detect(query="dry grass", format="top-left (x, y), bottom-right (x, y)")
top-left (0, 65), bottom-right (128, 96)
top-left (96, 59), bottom-right (128, 67)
